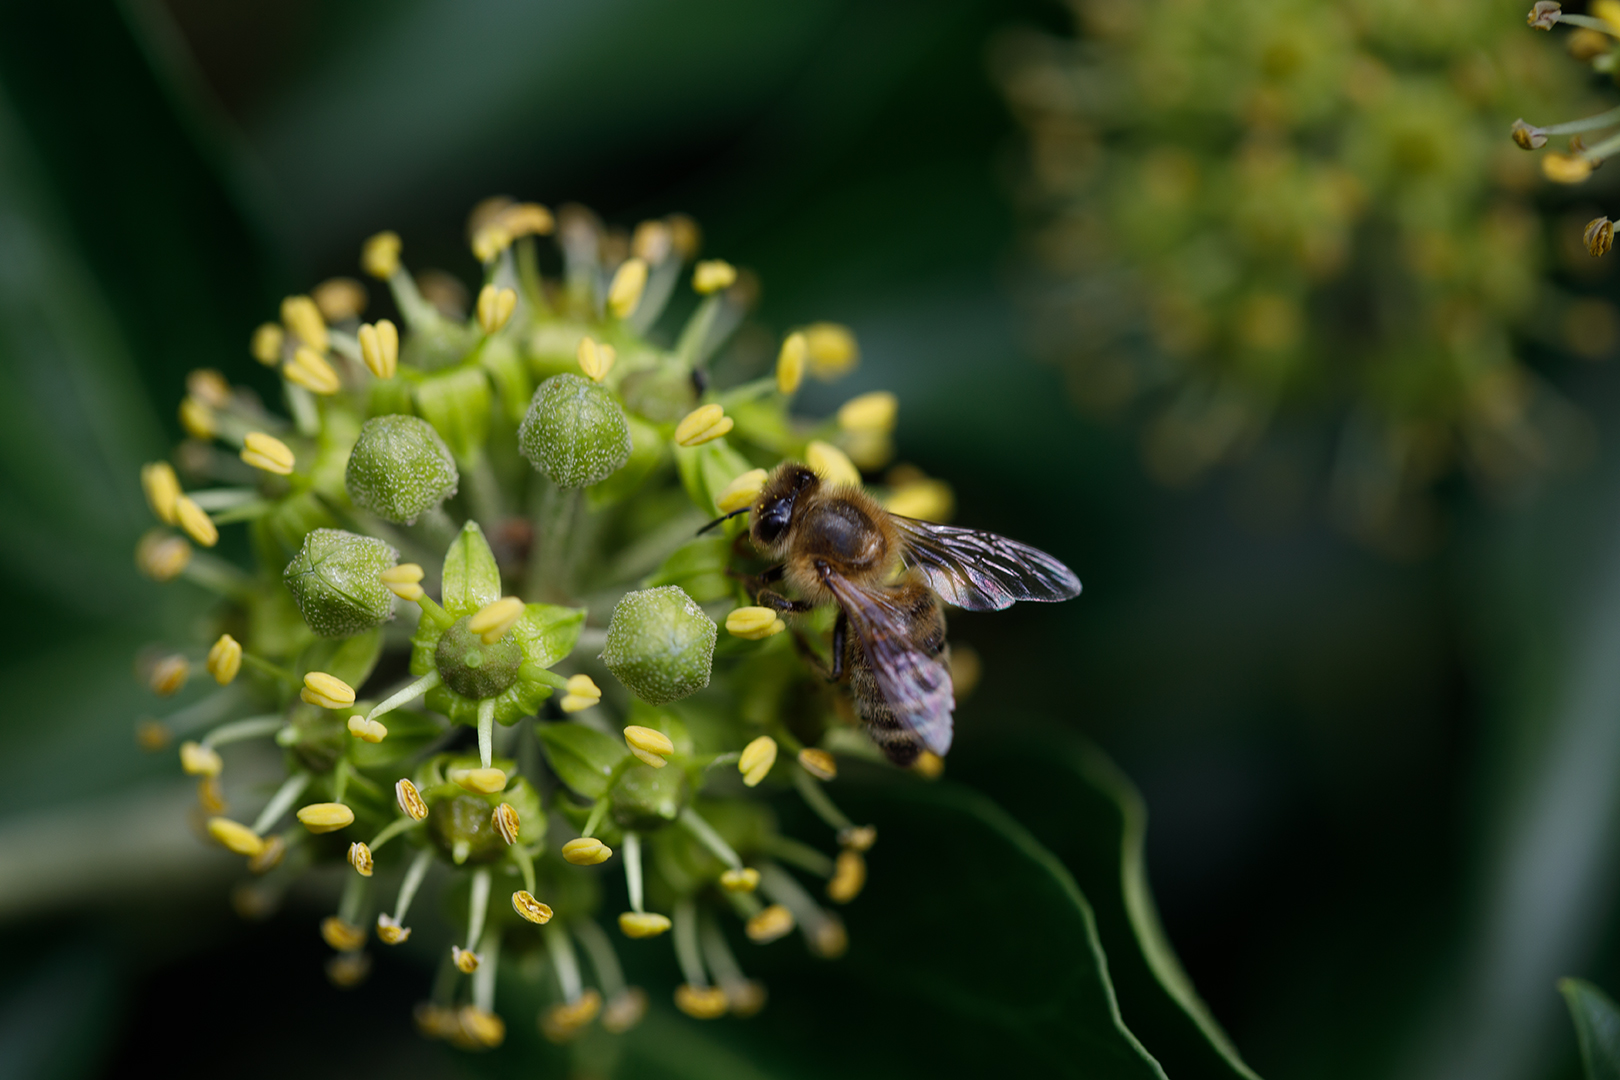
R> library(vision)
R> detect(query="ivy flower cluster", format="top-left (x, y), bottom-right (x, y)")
top-left (132, 198), bottom-right (960, 1050)
top-left (996, 0), bottom-right (1594, 553)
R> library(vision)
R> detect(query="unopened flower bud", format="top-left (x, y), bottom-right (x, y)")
top-left (140, 461), bottom-right (180, 524)
top-left (492, 802), bottom-right (521, 844)
top-left (284, 529), bottom-right (400, 637)
top-left (802, 322), bottom-right (859, 379)
top-left (692, 259), bottom-right (737, 294)
top-left (601, 586), bottom-right (717, 705)
top-left (674, 984), bottom-right (729, 1019)
top-left (1544, 152), bottom-right (1594, 184)
top-left (560, 673), bottom-right (602, 713)
top-left (806, 441), bottom-right (861, 487)
top-left (348, 841), bottom-right (374, 876)
top-left (321, 916), bottom-right (366, 951)
top-left (181, 740), bottom-right (222, 777)
top-left (577, 336), bottom-right (616, 382)
top-left (174, 495), bottom-right (218, 547)
top-left (512, 890), bottom-right (553, 923)
top-left (726, 606), bottom-right (786, 640)
top-left (396, 778), bottom-right (429, 820)
top-left (241, 431), bottom-right (295, 475)
top-left (281, 295), bottom-right (329, 353)
top-left (347, 715), bottom-right (387, 743)
top-left (738, 736), bottom-right (777, 787)
top-left (358, 319), bottom-right (399, 379)
top-left (150, 654), bottom-right (190, 696)
top-left (798, 747), bottom-right (837, 780)
top-left (1587, 217), bottom-right (1615, 257)
top-left (450, 767), bottom-right (508, 794)
top-left (608, 257), bottom-right (649, 318)
top-left (1511, 119), bottom-right (1548, 150)
top-left (716, 468), bottom-right (767, 513)
top-left (452, 945), bottom-right (480, 974)
top-left (250, 322), bottom-right (284, 365)
top-left (361, 231), bottom-right (402, 279)
top-left (827, 849), bottom-right (866, 903)
top-left (623, 725), bottom-right (675, 768)
top-left (207, 817), bottom-right (264, 857)
top-left (377, 913), bottom-right (412, 944)
top-left (1529, 1), bottom-right (1562, 29)
top-left (776, 332), bottom-right (807, 393)
top-left (476, 284), bottom-right (517, 334)
top-left (206, 634), bottom-right (242, 685)
top-left (518, 373), bottom-right (632, 488)
top-left (298, 802), bottom-right (356, 834)
top-left (618, 911), bottom-right (672, 938)
top-left (674, 403), bottom-right (733, 447)
top-left (562, 837), bottom-right (613, 865)
top-left (720, 867), bottom-right (760, 892)
top-left (345, 415), bottom-right (459, 524)
top-left (136, 530), bottom-right (191, 581)
top-left (284, 347), bottom-right (341, 395)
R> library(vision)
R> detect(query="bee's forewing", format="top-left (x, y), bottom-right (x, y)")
top-left (891, 516), bottom-right (1081, 612)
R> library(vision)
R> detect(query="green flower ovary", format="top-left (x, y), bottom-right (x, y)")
top-left (435, 617), bottom-right (523, 699)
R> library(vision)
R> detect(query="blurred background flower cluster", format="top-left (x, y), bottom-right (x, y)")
top-left (9, 1), bottom-right (1620, 1079)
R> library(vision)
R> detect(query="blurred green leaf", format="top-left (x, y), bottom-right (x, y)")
top-left (536, 721), bottom-right (627, 799)
top-left (1563, 979), bottom-right (1620, 1080)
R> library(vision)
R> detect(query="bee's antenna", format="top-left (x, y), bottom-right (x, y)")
top-left (697, 507), bottom-right (751, 535)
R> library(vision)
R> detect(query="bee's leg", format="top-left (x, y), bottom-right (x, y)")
top-left (787, 627), bottom-right (835, 680)
top-left (727, 563), bottom-right (786, 597)
top-left (829, 610), bottom-right (847, 682)
top-left (756, 588), bottom-right (815, 614)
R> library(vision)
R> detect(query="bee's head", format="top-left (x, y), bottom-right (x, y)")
top-left (750, 464), bottom-right (820, 550)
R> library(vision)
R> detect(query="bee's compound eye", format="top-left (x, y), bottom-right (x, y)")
top-left (755, 501), bottom-right (791, 544)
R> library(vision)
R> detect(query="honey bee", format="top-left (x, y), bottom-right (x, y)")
top-left (723, 463), bottom-right (1081, 765)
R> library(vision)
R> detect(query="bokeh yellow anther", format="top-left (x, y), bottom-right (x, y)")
top-left (250, 322), bottom-right (284, 365)
top-left (827, 849), bottom-right (866, 903)
top-left (674, 984), bottom-right (729, 1019)
top-left (396, 778), bottom-right (429, 821)
top-left (512, 890), bottom-right (553, 924)
top-left (301, 671), bottom-right (356, 710)
top-left (468, 596), bottom-right (525, 643)
top-left (180, 740), bottom-right (222, 777)
top-left (726, 606), bottom-right (786, 641)
top-left (198, 777), bottom-right (224, 814)
top-left (379, 562), bottom-right (424, 601)
top-left (839, 824), bottom-right (878, 852)
top-left (179, 396), bottom-right (217, 440)
top-left (618, 911), bottom-right (672, 938)
top-left (280, 295), bottom-right (329, 353)
top-left (744, 904), bottom-right (795, 943)
top-left (348, 841), bottom-right (374, 877)
top-left (377, 913), bottom-right (412, 944)
top-left (206, 633), bottom-right (242, 685)
top-left (174, 495), bottom-right (219, 547)
top-left (321, 916), bottom-right (366, 951)
top-left (608, 257), bottom-right (649, 318)
top-left (562, 837), bottom-right (613, 865)
top-left (540, 991), bottom-right (602, 1044)
top-left (692, 259), bottom-right (737, 294)
top-left (248, 834), bottom-right (287, 874)
top-left (493, 802), bottom-right (521, 844)
top-left (798, 747), bottom-right (837, 781)
top-left (738, 736), bottom-right (778, 787)
top-left (623, 725), bottom-right (675, 768)
top-left (312, 277), bottom-right (367, 322)
top-left (187, 368), bottom-right (230, 409)
top-left (476, 284), bottom-right (517, 334)
top-left (136, 530), bottom-right (192, 581)
top-left (885, 477), bottom-right (955, 522)
top-left (560, 673), bottom-right (602, 713)
top-left (358, 319), bottom-right (399, 379)
top-left (675, 403), bottom-right (733, 447)
top-left (452, 945), bottom-right (480, 974)
top-left (284, 347), bottom-right (341, 395)
top-left (136, 719), bottom-right (172, 751)
top-left (241, 431), bottom-right (295, 476)
top-left (776, 332), bottom-right (807, 394)
top-left (207, 817), bottom-right (265, 857)
top-left (297, 802), bottom-right (356, 834)
top-left (577, 336), bottom-right (616, 382)
top-left (361, 231), bottom-right (402, 279)
top-left (913, 750), bottom-right (945, 779)
top-left (837, 391), bottom-right (898, 434)
top-left (806, 441), bottom-right (861, 488)
top-left (150, 654), bottom-right (190, 696)
top-left (500, 202), bottom-right (554, 238)
top-left (602, 988), bottom-right (648, 1034)
top-left (347, 715), bottom-right (388, 743)
top-left (140, 461), bottom-right (180, 524)
top-left (720, 867), bottom-right (760, 892)
top-left (450, 767), bottom-right (508, 794)
top-left (1544, 152), bottom-right (1594, 184)
top-left (802, 322), bottom-right (859, 379)
top-left (716, 468), bottom-right (767, 514)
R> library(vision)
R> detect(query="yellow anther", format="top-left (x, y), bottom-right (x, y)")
top-left (136, 530), bottom-right (192, 581)
top-left (321, 916), bottom-right (366, 952)
top-left (457, 1006), bottom-right (505, 1048)
top-left (745, 903), bottom-right (795, 943)
top-left (798, 747), bottom-right (837, 781)
top-left (776, 332), bottom-right (807, 394)
top-left (301, 671), bottom-right (356, 710)
top-left (207, 817), bottom-right (265, 857)
top-left (348, 841), bottom-right (374, 876)
top-left (950, 644), bottom-right (981, 701)
top-left (347, 715), bottom-right (388, 743)
top-left (206, 633), bottom-right (242, 685)
top-left (249, 834), bottom-right (287, 873)
top-left (913, 750), bottom-right (945, 779)
top-left (602, 988), bottom-right (649, 1034)
top-left (452, 945), bottom-right (480, 974)
top-left (811, 919), bottom-right (849, 958)
top-left (692, 259), bottom-right (737, 294)
top-left (885, 478), bottom-right (955, 522)
top-left (174, 495), bottom-right (219, 547)
top-left (668, 213), bottom-right (701, 258)
top-left (140, 462), bottom-right (180, 524)
top-left (179, 396), bottom-right (217, 440)
top-left (312, 277), bottom-right (367, 322)
top-left (618, 911), bottom-right (672, 938)
top-left (837, 390), bottom-right (898, 433)
top-left (540, 990), bottom-right (602, 1044)
top-left (839, 824), bottom-right (877, 851)
top-left (150, 654), bottom-right (190, 696)
top-left (674, 403), bottom-right (734, 447)
top-left (414, 1002), bottom-right (459, 1040)
top-left (560, 673), bottom-right (602, 713)
top-left (297, 802), bottom-right (356, 834)
top-left (608, 257), bottom-right (649, 319)
top-left (806, 440), bottom-right (861, 488)
top-left (1529, 0), bottom-right (1562, 28)
top-left (395, 778), bottom-right (429, 821)
top-left (802, 322), bottom-right (859, 379)
top-left (326, 952), bottom-right (372, 988)
top-left (197, 776), bottom-right (226, 815)
top-left (187, 368), bottom-right (231, 409)
top-left (240, 431), bottom-right (295, 476)
top-left (476, 284), bottom-right (518, 334)
top-left (361, 231), bottom-right (402, 279)
top-left (379, 562), bottom-right (425, 601)
top-left (827, 849), bottom-right (866, 903)
top-left (471, 224), bottom-right (513, 264)
top-left (674, 984), bottom-right (729, 1019)
top-left (180, 740), bottom-right (222, 776)
top-left (623, 725), bottom-right (675, 768)
top-left (450, 767), bottom-right (508, 794)
top-left (280, 295), bottom-right (329, 353)
top-left (1544, 152), bottom-right (1594, 184)
top-left (633, 219), bottom-right (673, 262)
top-left (738, 736), bottom-right (778, 787)
top-left (562, 837), bottom-right (613, 865)
top-left (1598, 0), bottom-right (1620, 31)
top-left (492, 802), bottom-right (521, 844)
top-left (720, 867), bottom-right (760, 892)
top-left (726, 980), bottom-right (768, 1018)
top-left (499, 202), bottom-right (554, 238)
top-left (512, 890), bottom-right (553, 924)
top-left (726, 606), bottom-right (786, 641)
top-left (136, 719), bottom-right (172, 751)
top-left (358, 319), bottom-right (399, 379)
top-left (577, 336), bottom-right (616, 382)
top-left (716, 468), bottom-right (767, 514)
top-left (250, 322), bottom-right (284, 365)
top-left (376, 913), bottom-right (411, 944)
top-left (468, 596), bottom-right (525, 643)
top-left (1587, 217), bottom-right (1615, 258)
top-left (284, 347), bottom-right (341, 395)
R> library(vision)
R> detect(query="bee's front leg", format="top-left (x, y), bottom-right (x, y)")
top-left (727, 563), bottom-right (786, 597)
top-left (756, 588), bottom-right (815, 614)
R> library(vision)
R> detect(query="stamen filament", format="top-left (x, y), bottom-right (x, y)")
top-left (551, 923), bottom-right (585, 1002)
top-left (581, 796), bottom-right (611, 839)
top-left (368, 815), bottom-right (419, 853)
top-left (511, 842), bottom-right (538, 895)
top-left (472, 929), bottom-right (501, 1013)
top-left (181, 553), bottom-right (255, 602)
top-left (625, 831), bottom-right (645, 913)
top-left (158, 686), bottom-right (245, 736)
top-left (395, 850), bottom-right (433, 922)
top-left (572, 920), bottom-right (627, 997)
top-left (240, 652), bottom-right (299, 686)
top-left (700, 913), bottom-right (747, 987)
top-left (200, 714), bottom-right (284, 749)
top-left (252, 772), bottom-right (311, 835)
top-left (337, 870), bottom-right (369, 925)
top-left (678, 807), bottom-right (743, 870)
top-left (467, 868), bottom-right (492, 949)
top-left (1540, 105), bottom-right (1620, 136)
top-left (1585, 129), bottom-right (1620, 162)
top-left (185, 487), bottom-right (261, 511)
top-left (793, 766), bottom-right (854, 831)
top-left (285, 382), bottom-right (319, 436)
top-left (478, 698), bottom-right (495, 769)
top-left (672, 898), bottom-right (708, 988)
top-left (1560, 12), bottom-right (1620, 36)
top-left (366, 671), bottom-right (442, 722)
top-left (762, 834), bottom-right (835, 877)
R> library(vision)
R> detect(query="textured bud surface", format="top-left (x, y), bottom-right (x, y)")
top-left (518, 373), bottom-right (632, 488)
top-left (600, 586), bottom-right (716, 704)
top-left (345, 415), bottom-right (459, 523)
top-left (284, 529), bottom-right (399, 637)
top-left (435, 617), bottom-right (523, 699)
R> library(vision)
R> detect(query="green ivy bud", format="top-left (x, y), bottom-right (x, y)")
top-left (345, 415), bottom-right (459, 523)
top-left (283, 528), bottom-right (399, 637)
top-left (600, 586), bottom-right (716, 704)
top-left (610, 762), bottom-right (687, 831)
top-left (518, 373), bottom-right (632, 488)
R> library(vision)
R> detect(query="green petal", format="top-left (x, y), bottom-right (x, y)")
top-left (440, 520), bottom-right (502, 615)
